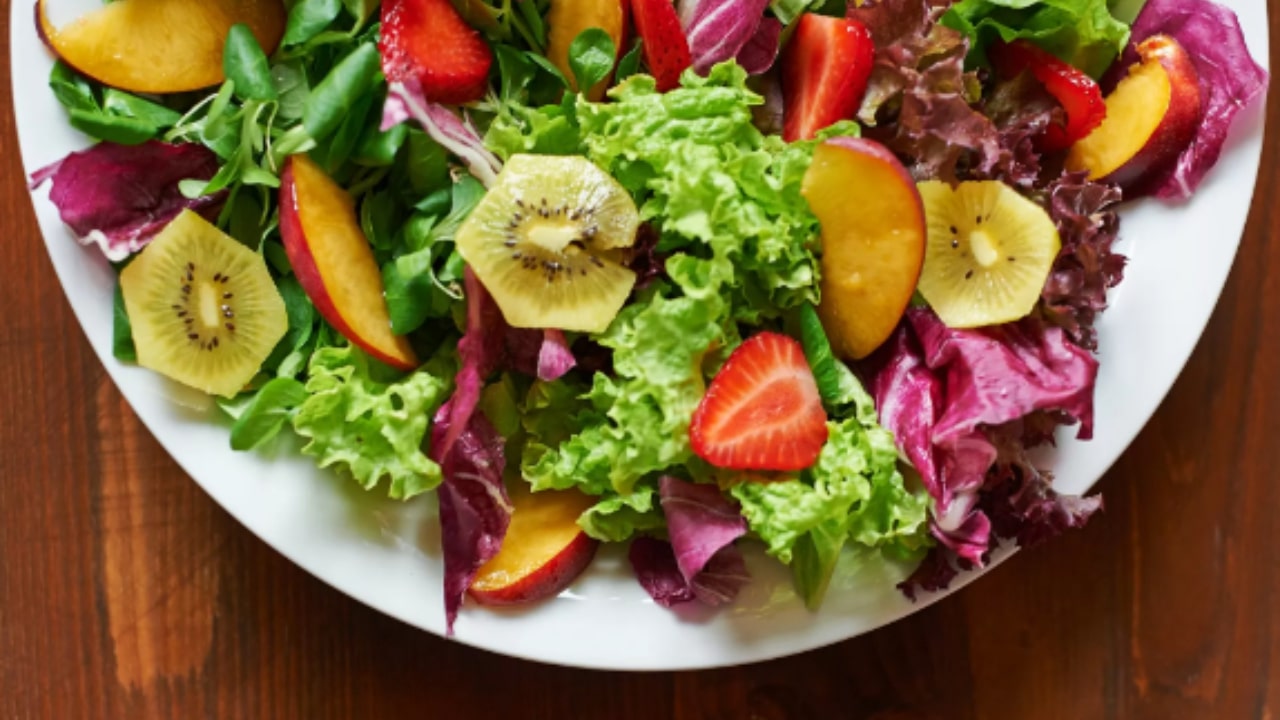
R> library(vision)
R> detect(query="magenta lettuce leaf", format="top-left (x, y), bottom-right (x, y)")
top-left (628, 476), bottom-right (750, 607)
top-left (1115, 0), bottom-right (1268, 200)
top-left (29, 140), bottom-right (224, 262)
top-left (869, 309), bottom-right (1101, 597)
top-left (428, 401), bottom-right (512, 635)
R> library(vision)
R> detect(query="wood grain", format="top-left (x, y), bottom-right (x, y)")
top-left (1, 8), bottom-right (1277, 719)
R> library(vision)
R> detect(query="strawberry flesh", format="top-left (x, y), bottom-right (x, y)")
top-left (988, 40), bottom-right (1106, 152)
top-left (381, 0), bottom-right (493, 104)
top-left (630, 0), bottom-right (692, 92)
top-left (690, 332), bottom-right (829, 472)
top-left (781, 14), bottom-right (875, 143)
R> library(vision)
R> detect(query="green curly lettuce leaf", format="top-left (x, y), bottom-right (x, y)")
top-left (730, 364), bottom-right (932, 608)
top-left (291, 345), bottom-right (453, 500)
top-left (942, 0), bottom-right (1130, 79)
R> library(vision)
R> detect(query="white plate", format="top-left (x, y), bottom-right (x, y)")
top-left (13, 0), bottom-right (1268, 670)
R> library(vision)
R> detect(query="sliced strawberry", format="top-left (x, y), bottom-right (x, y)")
top-left (690, 332), bottom-right (829, 472)
top-left (781, 14), bottom-right (875, 143)
top-left (629, 0), bottom-right (692, 92)
top-left (988, 40), bottom-right (1106, 152)
top-left (380, 0), bottom-right (493, 104)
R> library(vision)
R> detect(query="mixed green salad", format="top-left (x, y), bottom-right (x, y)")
top-left (30, 0), bottom-right (1266, 633)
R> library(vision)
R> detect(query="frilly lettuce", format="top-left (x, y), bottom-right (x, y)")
top-left (730, 362), bottom-right (931, 608)
top-left (523, 290), bottom-right (729, 499)
top-left (291, 345), bottom-right (453, 499)
top-left (941, 0), bottom-right (1130, 79)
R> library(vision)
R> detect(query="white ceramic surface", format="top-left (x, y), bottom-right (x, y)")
top-left (13, 0), bottom-right (1268, 669)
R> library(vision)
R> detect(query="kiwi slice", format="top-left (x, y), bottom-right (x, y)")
top-left (120, 210), bottom-right (287, 397)
top-left (916, 181), bottom-right (1060, 328)
top-left (456, 154), bottom-right (640, 333)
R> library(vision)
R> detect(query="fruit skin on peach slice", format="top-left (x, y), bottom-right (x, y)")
top-left (1066, 35), bottom-right (1203, 192)
top-left (546, 0), bottom-right (628, 100)
top-left (279, 155), bottom-right (419, 372)
top-left (37, 0), bottom-right (285, 95)
top-left (804, 137), bottom-right (926, 360)
top-left (468, 486), bottom-right (600, 606)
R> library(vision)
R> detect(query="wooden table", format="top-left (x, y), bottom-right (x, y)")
top-left (2, 14), bottom-right (1277, 720)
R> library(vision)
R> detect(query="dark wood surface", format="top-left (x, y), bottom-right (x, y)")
top-left (2, 8), bottom-right (1278, 720)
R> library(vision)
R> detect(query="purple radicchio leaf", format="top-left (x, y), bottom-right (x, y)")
top-left (680, 0), bottom-right (773, 75)
top-left (658, 476), bottom-right (750, 605)
top-left (628, 536), bottom-right (696, 607)
top-left (735, 16), bottom-right (782, 75)
top-left (29, 140), bottom-right (224, 262)
top-left (1112, 0), bottom-right (1268, 201)
top-left (384, 79), bottom-right (502, 187)
top-left (429, 400), bottom-right (512, 635)
top-left (627, 477), bottom-right (751, 608)
top-left (868, 309), bottom-right (1100, 595)
top-left (436, 268), bottom-right (507, 461)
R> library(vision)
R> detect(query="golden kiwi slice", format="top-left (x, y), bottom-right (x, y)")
top-left (916, 181), bottom-right (1060, 328)
top-left (120, 210), bottom-right (287, 397)
top-left (455, 154), bottom-right (640, 333)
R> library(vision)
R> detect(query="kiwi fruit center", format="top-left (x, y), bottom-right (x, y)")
top-left (457, 154), bottom-right (641, 333)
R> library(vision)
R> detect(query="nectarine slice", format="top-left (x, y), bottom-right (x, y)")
top-left (1066, 35), bottom-right (1202, 189)
top-left (804, 137), bottom-right (926, 360)
top-left (38, 0), bottom-right (285, 94)
top-left (280, 155), bottom-right (418, 371)
top-left (469, 486), bottom-right (599, 606)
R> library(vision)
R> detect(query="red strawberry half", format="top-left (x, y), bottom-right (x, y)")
top-left (690, 332), bottom-right (829, 472)
top-left (630, 0), bottom-right (692, 92)
top-left (782, 14), bottom-right (875, 142)
top-left (381, 0), bottom-right (493, 104)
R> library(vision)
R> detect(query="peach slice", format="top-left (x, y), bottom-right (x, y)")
top-left (469, 486), bottom-right (599, 606)
top-left (1066, 35), bottom-right (1203, 191)
top-left (279, 155), bottom-right (418, 372)
top-left (804, 137), bottom-right (926, 360)
top-left (546, 0), bottom-right (627, 100)
top-left (37, 0), bottom-right (285, 95)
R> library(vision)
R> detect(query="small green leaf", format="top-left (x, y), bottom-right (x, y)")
top-left (112, 281), bottom-right (136, 363)
top-left (229, 377), bottom-right (308, 451)
top-left (304, 42), bottom-right (380, 142)
top-left (48, 61), bottom-right (98, 114)
top-left (283, 0), bottom-right (343, 46)
top-left (797, 303), bottom-right (845, 405)
top-left (568, 28), bottom-right (617, 92)
top-left (224, 24), bottom-right (278, 101)
top-left (615, 39), bottom-right (644, 82)
top-left (516, 0), bottom-right (548, 50)
top-left (341, 0), bottom-right (379, 22)
top-left (404, 130), bottom-right (450, 195)
top-left (790, 523), bottom-right (845, 610)
top-left (102, 89), bottom-right (182, 128)
top-left (354, 121), bottom-right (407, 167)
top-left (263, 241), bottom-right (294, 276)
top-left (67, 109), bottom-right (156, 145)
top-left (495, 45), bottom-right (536, 103)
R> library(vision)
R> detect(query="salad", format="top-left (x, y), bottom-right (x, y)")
top-left (29, 0), bottom-right (1266, 633)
